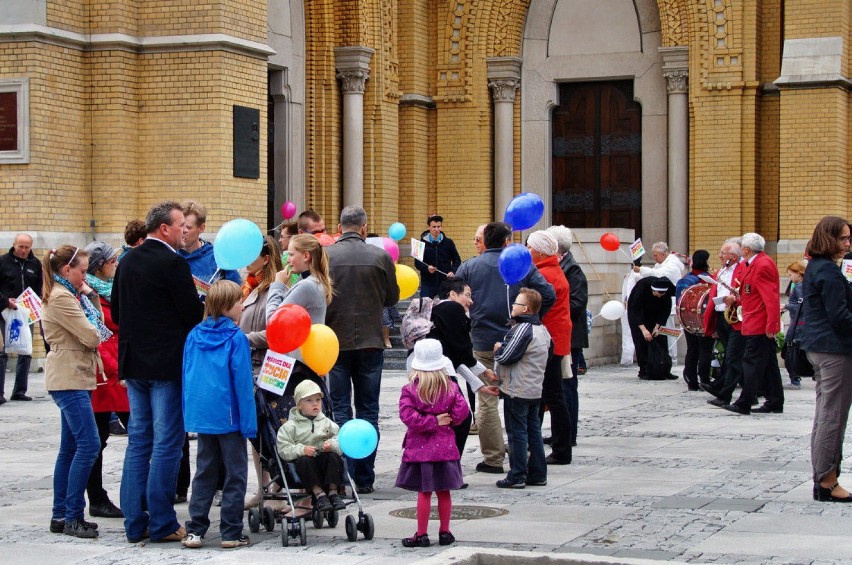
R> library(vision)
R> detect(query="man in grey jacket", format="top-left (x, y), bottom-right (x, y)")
top-left (325, 206), bottom-right (400, 493)
top-left (454, 222), bottom-right (555, 474)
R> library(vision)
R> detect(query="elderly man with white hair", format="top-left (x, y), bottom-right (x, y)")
top-left (546, 224), bottom-right (587, 448)
top-left (526, 230), bottom-right (572, 465)
top-left (634, 241), bottom-right (684, 363)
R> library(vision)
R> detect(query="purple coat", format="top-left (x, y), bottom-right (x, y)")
top-left (399, 379), bottom-right (469, 463)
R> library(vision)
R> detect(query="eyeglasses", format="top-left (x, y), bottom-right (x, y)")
top-left (839, 235), bottom-right (851, 242)
top-left (512, 302), bottom-right (527, 308)
top-left (473, 237), bottom-right (482, 243)
top-left (67, 247), bottom-right (79, 266)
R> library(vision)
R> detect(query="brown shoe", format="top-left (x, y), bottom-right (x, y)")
top-left (153, 526), bottom-right (186, 542)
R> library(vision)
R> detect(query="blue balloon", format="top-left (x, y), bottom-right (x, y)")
top-left (504, 192), bottom-right (544, 231)
top-left (388, 222), bottom-right (407, 241)
top-left (338, 418), bottom-right (378, 460)
top-left (213, 219), bottom-right (264, 270)
top-left (498, 244), bottom-right (532, 285)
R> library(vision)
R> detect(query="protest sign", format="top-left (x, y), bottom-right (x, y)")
top-left (630, 238), bottom-right (645, 261)
top-left (256, 350), bottom-right (297, 395)
top-left (16, 287), bottom-right (42, 324)
top-left (410, 238), bottom-right (425, 262)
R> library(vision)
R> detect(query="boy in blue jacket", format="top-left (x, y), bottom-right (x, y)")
top-left (181, 280), bottom-right (257, 549)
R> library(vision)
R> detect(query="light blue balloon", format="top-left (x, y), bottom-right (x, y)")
top-left (213, 219), bottom-right (264, 270)
top-left (388, 222), bottom-right (407, 241)
top-left (338, 419), bottom-right (378, 460)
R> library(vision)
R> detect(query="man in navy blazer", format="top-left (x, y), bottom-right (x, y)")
top-left (111, 201), bottom-right (204, 543)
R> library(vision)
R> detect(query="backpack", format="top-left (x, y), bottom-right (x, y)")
top-left (400, 297), bottom-right (437, 349)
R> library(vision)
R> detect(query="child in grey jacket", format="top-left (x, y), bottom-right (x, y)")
top-left (493, 288), bottom-right (552, 489)
top-left (277, 380), bottom-right (347, 512)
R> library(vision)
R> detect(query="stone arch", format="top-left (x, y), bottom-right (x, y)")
top-left (520, 0), bottom-right (671, 242)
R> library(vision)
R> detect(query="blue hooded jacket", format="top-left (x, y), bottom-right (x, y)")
top-left (177, 240), bottom-right (242, 285)
top-left (183, 316), bottom-right (257, 438)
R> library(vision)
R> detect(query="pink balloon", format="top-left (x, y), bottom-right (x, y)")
top-left (281, 201), bottom-right (297, 220)
top-left (382, 237), bottom-right (400, 263)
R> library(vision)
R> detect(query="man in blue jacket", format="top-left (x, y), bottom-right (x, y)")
top-left (454, 222), bottom-right (555, 474)
top-left (177, 201), bottom-right (241, 286)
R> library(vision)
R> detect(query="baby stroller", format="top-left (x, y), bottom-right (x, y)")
top-left (247, 360), bottom-right (375, 546)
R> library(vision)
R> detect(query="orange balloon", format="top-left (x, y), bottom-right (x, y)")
top-left (316, 233), bottom-right (336, 247)
top-left (600, 232), bottom-right (620, 252)
top-left (300, 324), bottom-right (340, 375)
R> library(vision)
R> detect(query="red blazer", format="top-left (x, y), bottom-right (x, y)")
top-left (739, 252), bottom-right (781, 336)
top-left (534, 255), bottom-right (572, 356)
top-left (703, 261), bottom-right (746, 335)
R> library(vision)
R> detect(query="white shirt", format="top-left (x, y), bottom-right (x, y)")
top-left (639, 253), bottom-right (684, 286)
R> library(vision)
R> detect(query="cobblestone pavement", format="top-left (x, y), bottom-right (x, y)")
top-left (1, 363), bottom-right (850, 564)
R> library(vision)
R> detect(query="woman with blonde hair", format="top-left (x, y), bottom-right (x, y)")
top-left (42, 245), bottom-right (107, 538)
top-left (266, 234), bottom-right (334, 331)
top-left (240, 235), bottom-right (283, 369)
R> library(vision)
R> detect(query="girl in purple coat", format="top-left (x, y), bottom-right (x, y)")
top-left (396, 339), bottom-right (470, 548)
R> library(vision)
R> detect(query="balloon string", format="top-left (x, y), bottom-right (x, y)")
top-left (506, 285), bottom-right (511, 319)
top-left (572, 239), bottom-right (614, 302)
top-left (207, 268), bottom-right (221, 285)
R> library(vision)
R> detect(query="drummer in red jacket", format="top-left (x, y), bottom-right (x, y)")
top-left (723, 233), bottom-right (783, 415)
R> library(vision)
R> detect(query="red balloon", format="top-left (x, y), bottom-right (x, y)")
top-left (600, 232), bottom-right (620, 252)
top-left (316, 233), bottom-right (336, 247)
top-left (267, 304), bottom-right (311, 353)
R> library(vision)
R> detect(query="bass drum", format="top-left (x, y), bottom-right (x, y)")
top-left (677, 283), bottom-right (711, 336)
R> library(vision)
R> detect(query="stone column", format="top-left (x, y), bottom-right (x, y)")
top-left (660, 46), bottom-right (689, 253)
top-left (334, 46), bottom-right (375, 208)
top-left (487, 57), bottom-right (522, 222)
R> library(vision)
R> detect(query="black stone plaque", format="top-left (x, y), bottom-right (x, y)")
top-left (233, 105), bottom-right (260, 179)
top-left (0, 92), bottom-right (18, 152)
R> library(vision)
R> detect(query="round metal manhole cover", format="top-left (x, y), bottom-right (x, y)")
top-left (390, 505), bottom-right (508, 520)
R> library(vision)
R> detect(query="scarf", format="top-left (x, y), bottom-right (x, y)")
top-left (85, 273), bottom-right (113, 300)
top-left (53, 274), bottom-right (113, 343)
top-left (242, 273), bottom-right (261, 299)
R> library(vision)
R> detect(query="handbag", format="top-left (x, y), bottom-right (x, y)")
top-left (2, 308), bottom-right (32, 356)
top-left (646, 336), bottom-right (672, 380)
top-left (782, 298), bottom-right (814, 377)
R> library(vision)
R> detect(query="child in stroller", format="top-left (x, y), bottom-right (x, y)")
top-left (277, 380), bottom-right (347, 512)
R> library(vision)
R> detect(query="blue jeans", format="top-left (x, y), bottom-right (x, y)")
top-left (121, 379), bottom-right (184, 541)
top-left (50, 390), bottom-right (100, 522)
top-left (186, 432), bottom-right (248, 541)
top-left (328, 348), bottom-right (384, 488)
top-left (503, 396), bottom-right (546, 484)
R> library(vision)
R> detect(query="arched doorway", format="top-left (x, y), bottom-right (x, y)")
top-left (552, 80), bottom-right (642, 231)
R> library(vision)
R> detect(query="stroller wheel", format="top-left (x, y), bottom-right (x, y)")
top-left (281, 526), bottom-right (289, 547)
top-left (362, 513), bottom-right (375, 540)
top-left (345, 514), bottom-right (358, 542)
top-left (262, 506), bottom-right (276, 532)
top-left (312, 508), bottom-right (324, 529)
top-left (327, 509), bottom-right (339, 528)
top-left (248, 508), bottom-right (261, 533)
top-left (299, 517), bottom-right (307, 546)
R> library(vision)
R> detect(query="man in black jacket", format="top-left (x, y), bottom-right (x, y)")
top-left (414, 214), bottom-right (461, 299)
top-left (0, 233), bottom-right (42, 403)
top-left (111, 201), bottom-right (204, 543)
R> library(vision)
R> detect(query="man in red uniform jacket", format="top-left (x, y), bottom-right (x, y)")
top-left (724, 233), bottom-right (784, 415)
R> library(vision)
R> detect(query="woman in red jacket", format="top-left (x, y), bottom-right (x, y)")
top-left (83, 242), bottom-right (128, 519)
top-left (526, 230), bottom-right (572, 465)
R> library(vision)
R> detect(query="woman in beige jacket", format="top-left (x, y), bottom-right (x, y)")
top-left (42, 245), bottom-right (104, 539)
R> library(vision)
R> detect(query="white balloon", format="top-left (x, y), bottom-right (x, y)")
top-left (599, 300), bottom-right (625, 321)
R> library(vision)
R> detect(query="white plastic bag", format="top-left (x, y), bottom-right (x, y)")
top-left (3, 308), bottom-right (33, 356)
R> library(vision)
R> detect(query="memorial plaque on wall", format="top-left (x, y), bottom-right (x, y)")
top-left (0, 92), bottom-right (18, 152)
top-left (233, 105), bottom-right (260, 179)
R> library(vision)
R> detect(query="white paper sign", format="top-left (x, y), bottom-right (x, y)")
top-left (410, 238), bottom-right (425, 262)
top-left (16, 287), bottom-right (43, 324)
top-left (842, 259), bottom-right (852, 282)
top-left (256, 350), bottom-right (297, 396)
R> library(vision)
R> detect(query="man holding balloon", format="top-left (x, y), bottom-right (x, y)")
top-left (325, 206), bottom-right (400, 494)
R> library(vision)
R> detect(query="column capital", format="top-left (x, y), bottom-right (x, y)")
top-left (660, 45), bottom-right (689, 94)
top-left (334, 46), bottom-right (375, 94)
top-left (663, 69), bottom-right (688, 93)
top-left (488, 78), bottom-right (520, 102)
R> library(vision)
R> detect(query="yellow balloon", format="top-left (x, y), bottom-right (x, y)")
top-left (300, 324), bottom-right (340, 375)
top-left (396, 263), bottom-right (420, 300)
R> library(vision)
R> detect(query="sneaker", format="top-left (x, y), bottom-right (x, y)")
top-left (401, 532), bottom-right (430, 547)
top-left (438, 531), bottom-right (455, 546)
top-left (221, 535), bottom-right (251, 548)
top-left (212, 490), bottom-right (223, 506)
top-left (475, 461), bottom-right (504, 474)
top-left (525, 478), bottom-right (548, 486)
top-left (50, 519), bottom-right (64, 533)
top-left (496, 478), bottom-right (525, 489)
top-left (89, 499), bottom-right (123, 518)
top-left (109, 419), bottom-right (127, 435)
top-left (64, 518), bottom-right (99, 538)
top-left (329, 493), bottom-right (347, 510)
top-left (182, 533), bottom-right (204, 548)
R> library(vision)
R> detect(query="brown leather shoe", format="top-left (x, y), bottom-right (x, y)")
top-left (153, 526), bottom-right (186, 542)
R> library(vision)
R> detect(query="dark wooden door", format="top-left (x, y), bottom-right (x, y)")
top-left (552, 81), bottom-right (642, 231)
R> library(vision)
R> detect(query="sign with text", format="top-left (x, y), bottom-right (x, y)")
top-left (192, 275), bottom-right (211, 297)
top-left (16, 287), bottom-right (42, 324)
top-left (410, 238), bottom-right (425, 262)
top-left (657, 326), bottom-right (683, 338)
top-left (630, 238), bottom-right (645, 261)
top-left (843, 259), bottom-right (852, 282)
top-left (257, 350), bottom-right (297, 396)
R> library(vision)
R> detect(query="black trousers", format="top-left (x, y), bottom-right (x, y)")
top-left (86, 411), bottom-right (130, 505)
top-left (683, 331), bottom-right (715, 387)
top-left (292, 452), bottom-right (344, 492)
top-left (733, 335), bottom-right (784, 411)
top-left (630, 325), bottom-right (669, 378)
top-left (715, 328), bottom-right (745, 403)
top-left (539, 353), bottom-right (572, 462)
